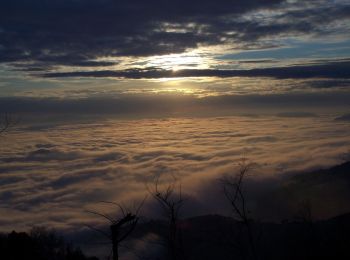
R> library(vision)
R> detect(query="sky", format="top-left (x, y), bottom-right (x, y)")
top-left (1, 0), bottom-right (350, 251)
top-left (0, 0), bottom-right (349, 102)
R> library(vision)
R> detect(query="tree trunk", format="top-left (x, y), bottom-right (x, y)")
top-left (112, 242), bottom-right (119, 260)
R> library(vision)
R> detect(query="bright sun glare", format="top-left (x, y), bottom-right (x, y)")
top-left (146, 52), bottom-right (205, 71)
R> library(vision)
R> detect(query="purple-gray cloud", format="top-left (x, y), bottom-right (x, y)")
top-left (1, 92), bottom-right (350, 116)
top-left (39, 60), bottom-right (350, 79)
top-left (0, 0), bottom-right (349, 72)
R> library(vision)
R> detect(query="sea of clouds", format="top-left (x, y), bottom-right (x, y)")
top-left (0, 114), bottom-right (350, 232)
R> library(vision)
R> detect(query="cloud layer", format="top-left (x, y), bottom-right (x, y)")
top-left (40, 59), bottom-right (350, 79)
top-left (0, 115), bottom-right (350, 232)
top-left (1, 91), bottom-right (350, 116)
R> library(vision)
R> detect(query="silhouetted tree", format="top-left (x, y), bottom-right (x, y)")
top-left (292, 199), bottom-right (323, 259)
top-left (0, 113), bottom-right (16, 135)
top-left (148, 176), bottom-right (186, 260)
top-left (221, 158), bottom-right (258, 260)
top-left (295, 199), bottom-right (313, 224)
top-left (87, 200), bottom-right (145, 260)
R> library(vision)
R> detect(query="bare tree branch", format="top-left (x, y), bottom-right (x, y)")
top-left (0, 113), bottom-right (18, 135)
top-left (87, 198), bottom-right (146, 260)
top-left (148, 174), bottom-right (186, 260)
top-left (84, 224), bottom-right (111, 240)
top-left (99, 201), bottom-right (127, 217)
top-left (85, 210), bottom-right (115, 223)
top-left (221, 157), bottom-right (258, 260)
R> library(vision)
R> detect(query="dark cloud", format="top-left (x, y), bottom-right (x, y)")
top-left (306, 79), bottom-right (350, 89)
top-left (276, 112), bottom-right (317, 118)
top-left (40, 60), bottom-right (350, 79)
top-left (2, 148), bottom-right (82, 163)
top-left (1, 91), bottom-right (350, 117)
top-left (335, 113), bottom-right (350, 121)
top-left (0, 0), bottom-right (349, 71)
top-left (238, 59), bottom-right (277, 64)
top-left (93, 152), bottom-right (128, 163)
top-left (11, 58), bottom-right (119, 72)
top-left (0, 0), bottom-right (283, 63)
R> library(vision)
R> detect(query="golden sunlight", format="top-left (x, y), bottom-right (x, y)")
top-left (146, 52), bottom-right (206, 71)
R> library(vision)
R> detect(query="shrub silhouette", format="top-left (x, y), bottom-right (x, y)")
top-left (0, 227), bottom-right (98, 260)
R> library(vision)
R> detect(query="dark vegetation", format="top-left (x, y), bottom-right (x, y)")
top-left (2, 211), bottom-right (350, 260)
top-left (133, 212), bottom-right (350, 260)
top-left (86, 200), bottom-right (145, 260)
top-left (0, 227), bottom-right (98, 260)
top-left (0, 113), bottom-right (17, 135)
top-left (147, 176), bottom-right (186, 260)
top-left (84, 160), bottom-right (350, 260)
top-left (1, 161), bottom-right (350, 260)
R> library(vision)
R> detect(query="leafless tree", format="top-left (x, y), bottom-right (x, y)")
top-left (293, 199), bottom-right (323, 259)
top-left (221, 157), bottom-right (258, 260)
top-left (295, 199), bottom-right (313, 224)
top-left (148, 175), bottom-right (186, 260)
top-left (0, 113), bottom-right (16, 135)
top-left (87, 199), bottom-right (145, 260)
top-left (340, 149), bottom-right (350, 162)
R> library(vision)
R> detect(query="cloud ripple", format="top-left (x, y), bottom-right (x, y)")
top-left (0, 115), bottom-right (350, 231)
